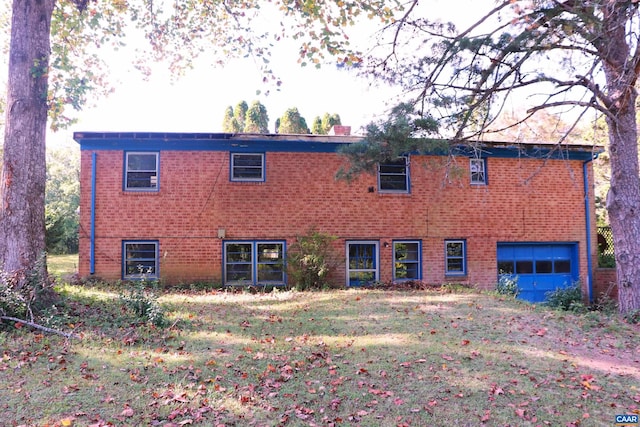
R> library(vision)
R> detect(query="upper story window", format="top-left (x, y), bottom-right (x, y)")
top-left (470, 158), bottom-right (487, 185)
top-left (231, 153), bottom-right (265, 182)
top-left (123, 241), bottom-right (159, 279)
top-left (445, 240), bottom-right (467, 276)
top-left (125, 152), bottom-right (159, 191)
top-left (378, 157), bottom-right (409, 193)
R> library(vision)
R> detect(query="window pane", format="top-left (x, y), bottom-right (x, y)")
top-left (536, 260), bottom-right (553, 274)
top-left (555, 260), bottom-right (571, 273)
top-left (127, 153), bottom-right (157, 171)
top-left (497, 261), bottom-right (514, 274)
top-left (257, 243), bottom-right (282, 262)
top-left (446, 242), bottom-right (463, 257)
top-left (349, 244), bottom-right (375, 269)
top-left (258, 264), bottom-right (284, 282)
top-left (446, 259), bottom-right (464, 272)
top-left (516, 260), bottom-right (533, 274)
top-left (470, 159), bottom-right (486, 184)
top-left (349, 271), bottom-right (375, 284)
top-left (396, 262), bottom-right (419, 279)
top-left (226, 243), bottom-right (252, 262)
top-left (127, 171), bottom-right (157, 188)
top-left (395, 243), bottom-right (419, 262)
top-left (226, 264), bottom-right (252, 282)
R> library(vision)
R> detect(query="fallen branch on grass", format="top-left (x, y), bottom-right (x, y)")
top-left (1, 315), bottom-right (80, 339)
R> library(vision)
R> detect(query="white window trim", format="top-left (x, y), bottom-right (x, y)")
top-left (378, 156), bottom-right (409, 193)
top-left (230, 153), bottom-right (265, 182)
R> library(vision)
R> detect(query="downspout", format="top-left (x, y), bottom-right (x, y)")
top-left (583, 153), bottom-right (599, 304)
top-left (90, 152), bottom-right (97, 275)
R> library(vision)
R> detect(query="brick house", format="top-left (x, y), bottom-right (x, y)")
top-left (74, 130), bottom-right (600, 302)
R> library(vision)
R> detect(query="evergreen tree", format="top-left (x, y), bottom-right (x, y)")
top-left (222, 106), bottom-right (241, 133)
top-left (244, 100), bottom-right (269, 133)
top-left (233, 101), bottom-right (248, 132)
top-left (277, 107), bottom-right (310, 134)
top-left (311, 116), bottom-right (323, 134)
top-left (321, 113), bottom-right (341, 134)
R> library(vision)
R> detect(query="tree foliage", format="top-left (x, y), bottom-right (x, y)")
top-left (2, 0), bottom-right (403, 282)
top-left (337, 103), bottom-right (443, 180)
top-left (277, 107), bottom-right (310, 134)
top-left (244, 100), bottom-right (270, 133)
top-left (222, 106), bottom-right (240, 133)
top-left (312, 112), bottom-right (342, 134)
top-left (360, 0), bottom-right (640, 313)
top-left (45, 147), bottom-right (80, 254)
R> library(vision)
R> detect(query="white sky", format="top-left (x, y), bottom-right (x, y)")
top-left (0, 0), bottom-right (496, 146)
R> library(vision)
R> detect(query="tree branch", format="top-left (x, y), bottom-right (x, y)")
top-left (1, 316), bottom-right (80, 340)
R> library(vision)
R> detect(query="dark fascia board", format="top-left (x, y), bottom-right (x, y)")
top-left (73, 131), bottom-right (602, 160)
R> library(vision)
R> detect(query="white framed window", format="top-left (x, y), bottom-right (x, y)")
top-left (393, 241), bottom-right (421, 281)
top-left (470, 158), bottom-right (486, 185)
top-left (223, 241), bottom-right (285, 285)
top-left (231, 153), bottom-right (265, 182)
top-left (346, 241), bottom-right (379, 286)
top-left (123, 241), bottom-right (159, 279)
top-left (125, 152), bottom-right (159, 191)
top-left (445, 240), bottom-right (467, 276)
top-left (378, 157), bottom-right (409, 193)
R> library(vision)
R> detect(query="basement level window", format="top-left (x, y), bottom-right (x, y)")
top-left (231, 153), bottom-right (265, 182)
top-left (123, 241), bottom-right (159, 279)
top-left (224, 241), bottom-right (285, 286)
top-left (393, 241), bottom-right (422, 281)
top-left (125, 152), bottom-right (159, 191)
top-left (378, 157), bottom-right (409, 193)
top-left (445, 240), bottom-right (467, 276)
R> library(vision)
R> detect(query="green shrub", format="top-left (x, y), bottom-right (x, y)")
top-left (287, 229), bottom-right (339, 291)
top-left (118, 277), bottom-right (168, 328)
top-left (545, 283), bottom-right (585, 312)
top-left (496, 275), bottom-right (519, 297)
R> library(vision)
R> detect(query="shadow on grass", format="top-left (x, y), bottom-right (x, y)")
top-left (2, 287), bottom-right (639, 426)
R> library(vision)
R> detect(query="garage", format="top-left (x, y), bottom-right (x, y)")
top-left (497, 243), bottom-right (579, 303)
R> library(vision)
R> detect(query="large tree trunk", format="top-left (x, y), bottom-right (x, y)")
top-left (0, 0), bottom-right (55, 280)
top-left (606, 107), bottom-right (640, 315)
top-left (602, 5), bottom-right (640, 315)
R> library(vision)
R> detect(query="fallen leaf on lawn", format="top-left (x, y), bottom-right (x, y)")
top-left (121, 407), bottom-right (134, 417)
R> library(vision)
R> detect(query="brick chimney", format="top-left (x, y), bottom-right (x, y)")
top-left (328, 125), bottom-right (351, 136)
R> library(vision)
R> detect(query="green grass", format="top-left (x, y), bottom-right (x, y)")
top-left (47, 253), bottom-right (78, 278)
top-left (1, 285), bottom-right (639, 426)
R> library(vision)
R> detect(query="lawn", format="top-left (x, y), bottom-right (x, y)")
top-left (1, 283), bottom-right (639, 426)
top-left (47, 253), bottom-right (78, 279)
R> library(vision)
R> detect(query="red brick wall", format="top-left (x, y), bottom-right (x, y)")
top-left (79, 149), bottom-right (597, 289)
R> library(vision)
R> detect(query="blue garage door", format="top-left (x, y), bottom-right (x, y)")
top-left (497, 243), bottom-right (578, 303)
